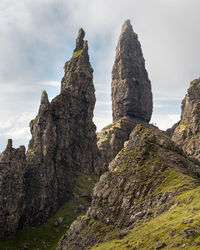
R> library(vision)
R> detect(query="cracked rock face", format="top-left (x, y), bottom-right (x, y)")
top-left (23, 28), bottom-right (99, 227)
top-left (0, 28), bottom-right (99, 238)
top-left (57, 125), bottom-right (200, 250)
top-left (111, 20), bottom-right (153, 122)
top-left (170, 78), bottom-right (200, 160)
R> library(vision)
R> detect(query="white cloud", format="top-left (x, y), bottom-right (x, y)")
top-left (151, 114), bottom-right (180, 131)
top-left (5, 127), bottom-right (30, 140)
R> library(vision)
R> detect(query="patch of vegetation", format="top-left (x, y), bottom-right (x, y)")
top-left (72, 49), bottom-right (83, 58)
top-left (0, 173), bottom-right (98, 250)
top-left (27, 148), bottom-right (35, 155)
top-left (178, 123), bottom-right (187, 133)
top-left (97, 121), bottom-right (121, 144)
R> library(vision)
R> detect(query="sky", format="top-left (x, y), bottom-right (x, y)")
top-left (0, 0), bottom-right (200, 151)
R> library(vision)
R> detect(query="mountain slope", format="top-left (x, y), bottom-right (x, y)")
top-left (57, 125), bottom-right (200, 249)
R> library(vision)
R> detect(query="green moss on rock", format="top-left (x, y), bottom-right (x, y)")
top-left (72, 49), bottom-right (83, 58)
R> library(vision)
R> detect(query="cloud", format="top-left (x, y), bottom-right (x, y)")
top-left (151, 114), bottom-right (180, 131)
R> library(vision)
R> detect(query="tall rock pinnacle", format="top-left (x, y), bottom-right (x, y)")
top-left (61, 28), bottom-right (94, 108)
top-left (111, 19), bottom-right (153, 122)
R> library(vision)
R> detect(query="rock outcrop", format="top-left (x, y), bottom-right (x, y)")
top-left (97, 117), bottom-right (151, 174)
top-left (0, 28), bottom-right (99, 238)
top-left (57, 125), bottom-right (200, 249)
top-left (0, 140), bottom-right (26, 239)
top-left (111, 19), bottom-right (153, 122)
top-left (169, 78), bottom-right (200, 161)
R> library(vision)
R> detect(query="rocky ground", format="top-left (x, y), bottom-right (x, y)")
top-left (57, 125), bottom-right (200, 249)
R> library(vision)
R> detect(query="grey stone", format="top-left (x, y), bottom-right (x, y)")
top-left (111, 20), bottom-right (152, 122)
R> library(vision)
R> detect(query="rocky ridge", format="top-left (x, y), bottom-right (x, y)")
top-left (0, 28), bottom-right (99, 239)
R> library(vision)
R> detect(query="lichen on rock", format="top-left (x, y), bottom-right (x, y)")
top-left (111, 19), bottom-right (153, 122)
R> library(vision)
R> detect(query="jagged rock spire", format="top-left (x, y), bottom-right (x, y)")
top-left (75, 28), bottom-right (85, 51)
top-left (111, 19), bottom-right (153, 122)
top-left (61, 28), bottom-right (94, 98)
top-left (40, 90), bottom-right (49, 105)
top-left (171, 78), bottom-right (200, 160)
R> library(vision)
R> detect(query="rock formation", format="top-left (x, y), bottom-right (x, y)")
top-left (97, 20), bottom-right (153, 174)
top-left (57, 125), bottom-right (200, 249)
top-left (3, 20), bottom-right (200, 250)
top-left (0, 140), bottom-right (26, 240)
top-left (97, 117), bottom-right (150, 174)
top-left (111, 19), bottom-right (153, 122)
top-left (0, 28), bottom-right (99, 238)
top-left (169, 78), bottom-right (200, 161)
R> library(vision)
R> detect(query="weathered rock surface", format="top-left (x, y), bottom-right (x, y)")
top-left (57, 125), bottom-right (200, 249)
top-left (169, 78), bottom-right (200, 161)
top-left (97, 117), bottom-right (150, 174)
top-left (23, 29), bottom-right (99, 227)
top-left (97, 20), bottom-right (153, 175)
top-left (0, 140), bottom-right (26, 239)
top-left (111, 19), bottom-right (153, 122)
top-left (0, 28), bottom-right (99, 238)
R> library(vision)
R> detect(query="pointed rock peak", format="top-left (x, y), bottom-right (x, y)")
top-left (75, 28), bottom-right (85, 51)
top-left (119, 19), bottom-right (137, 41)
top-left (121, 19), bottom-right (132, 32)
top-left (61, 28), bottom-right (93, 93)
top-left (6, 138), bottom-right (12, 150)
top-left (40, 90), bottom-right (49, 105)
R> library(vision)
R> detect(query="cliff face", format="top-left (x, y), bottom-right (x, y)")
top-left (57, 125), bottom-right (200, 249)
top-left (170, 78), bottom-right (200, 161)
top-left (111, 20), bottom-right (152, 123)
top-left (0, 140), bottom-right (26, 239)
top-left (0, 28), bottom-right (99, 238)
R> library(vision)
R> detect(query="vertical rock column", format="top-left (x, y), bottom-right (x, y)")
top-left (0, 140), bottom-right (26, 239)
top-left (111, 20), bottom-right (153, 122)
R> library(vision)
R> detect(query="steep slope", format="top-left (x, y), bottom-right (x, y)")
top-left (97, 20), bottom-right (153, 174)
top-left (0, 28), bottom-right (99, 239)
top-left (0, 173), bottom-right (98, 250)
top-left (57, 125), bottom-right (200, 249)
top-left (169, 78), bottom-right (200, 161)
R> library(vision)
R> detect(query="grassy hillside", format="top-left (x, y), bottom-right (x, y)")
top-left (0, 173), bottom-right (98, 250)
